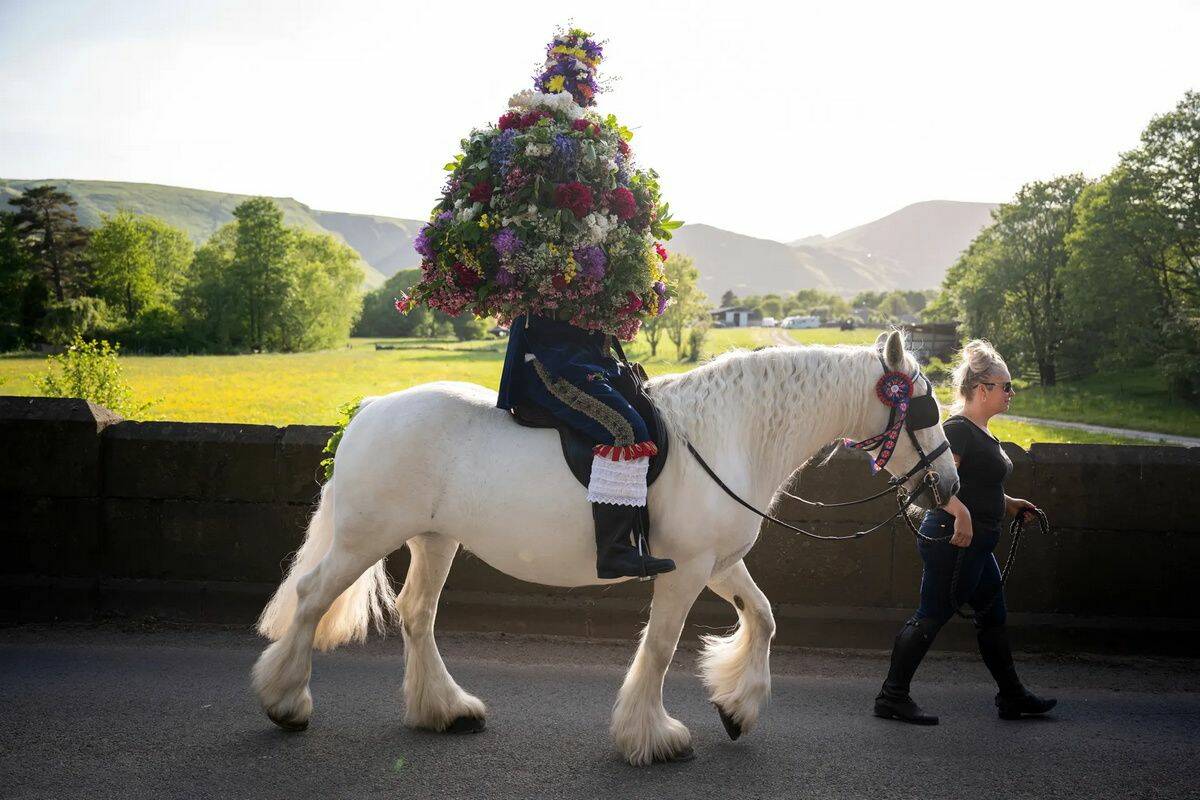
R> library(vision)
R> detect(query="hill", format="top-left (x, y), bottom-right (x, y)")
top-left (0, 179), bottom-right (997, 298)
top-left (0, 179), bottom-right (400, 289)
top-left (788, 200), bottom-right (999, 292)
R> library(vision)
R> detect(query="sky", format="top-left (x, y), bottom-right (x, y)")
top-left (1, 0), bottom-right (1198, 242)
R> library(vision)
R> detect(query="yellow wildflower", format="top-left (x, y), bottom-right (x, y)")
top-left (547, 75), bottom-right (565, 93)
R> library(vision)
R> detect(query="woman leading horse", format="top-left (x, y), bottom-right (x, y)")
top-left (873, 339), bottom-right (1057, 725)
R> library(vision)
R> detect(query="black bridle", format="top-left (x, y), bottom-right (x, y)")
top-left (685, 350), bottom-right (952, 541)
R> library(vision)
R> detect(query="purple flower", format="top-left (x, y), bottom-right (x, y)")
top-left (436, 210), bottom-right (453, 223)
top-left (493, 227), bottom-right (520, 256)
top-left (653, 281), bottom-right (666, 295)
top-left (551, 133), bottom-right (578, 177)
top-left (490, 129), bottom-right (517, 172)
top-left (495, 268), bottom-right (515, 288)
top-left (657, 294), bottom-right (669, 315)
top-left (573, 245), bottom-right (606, 279)
top-left (414, 226), bottom-right (434, 259)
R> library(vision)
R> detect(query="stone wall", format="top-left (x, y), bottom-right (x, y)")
top-left (2, 395), bottom-right (1197, 654)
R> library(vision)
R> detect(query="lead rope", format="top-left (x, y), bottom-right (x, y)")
top-left (946, 508), bottom-right (1048, 620)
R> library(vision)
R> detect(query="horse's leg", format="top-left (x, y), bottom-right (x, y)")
top-left (699, 559), bottom-right (776, 740)
top-left (397, 532), bottom-right (487, 733)
top-left (611, 560), bottom-right (712, 765)
top-left (252, 542), bottom-right (389, 730)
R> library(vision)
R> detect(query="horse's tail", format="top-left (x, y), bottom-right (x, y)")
top-left (256, 475), bottom-right (397, 651)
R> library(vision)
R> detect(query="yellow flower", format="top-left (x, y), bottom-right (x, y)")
top-left (563, 253), bottom-right (578, 283)
top-left (478, 213), bottom-right (491, 230)
top-left (547, 75), bottom-right (565, 93)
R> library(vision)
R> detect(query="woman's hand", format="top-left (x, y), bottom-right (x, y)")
top-left (944, 495), bottom-right (974, 548)
top-left (1006, 496), bottom-right (1038, 519)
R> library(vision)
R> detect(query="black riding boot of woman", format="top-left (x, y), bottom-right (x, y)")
top-left (874, 616), bottom-right (943, 725)
top-left (976, 624), bottom-right (1057, 719)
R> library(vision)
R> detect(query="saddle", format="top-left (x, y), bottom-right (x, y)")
top-left (509, 352), bottom-right (670, 490)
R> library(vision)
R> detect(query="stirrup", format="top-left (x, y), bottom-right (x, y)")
top-left (636, 530), bottom-right (653, 582)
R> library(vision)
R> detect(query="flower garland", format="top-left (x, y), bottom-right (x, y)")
top-left (396, 27), bottom-right (681, 340)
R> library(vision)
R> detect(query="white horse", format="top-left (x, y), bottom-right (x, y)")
top-left (252, 330), bottom-right (959, 765)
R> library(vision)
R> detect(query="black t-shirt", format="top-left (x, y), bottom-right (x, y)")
top-left (944, 414), bottom-right (1012, 530)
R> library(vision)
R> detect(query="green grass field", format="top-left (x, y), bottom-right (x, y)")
top-left (0, 326), bottom-right (1159, 448)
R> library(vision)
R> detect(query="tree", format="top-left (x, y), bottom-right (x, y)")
top-left (0, 211), bottom-right (40, 349)
top-left (178, 224), bottom-right (242, 349)
top-left (230, 197), bottom-right (290, 351)
top-left (354, 268), bottom-right (457, 338)
top-left (272, 230), bottom-right (364, 351)
top-left (720, 289), bottom-right (738, 307)
top-left (9, 185), bottom-right (91, 302)
top-left (1061, 172), bottom-right (1165, 371)
top-left (878, 291), bottom-right (913, 320)
top-left (662, 253), bottom-right (709, 360)
top-left (88, 211), bottom-right (157, 320)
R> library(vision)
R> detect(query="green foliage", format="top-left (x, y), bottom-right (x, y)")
top-left (36, 297), bottom-right (115, 345)
top-left (0, 211), bottom-right (40, 349)
top-left (177, 198), bottom-right (364, 352)
top-left (684, 319), bottom-right (711, 362)
top-left (231, 197), bottom-right (290, 350)
top-left (938, 174), bottom-right (1088, 385)
top-left (8, 185), bottom-right (91, 303)
top-left (661, 253), bottom-right (709, 360)
top-left (320, 397), bottom-right (365, 482)
top-left (451, 313), bottom-right (490, 341)
top-left (1159, 313), bottom-right (1200, 402)
top-left (33, 334), bottom-right (153, 417)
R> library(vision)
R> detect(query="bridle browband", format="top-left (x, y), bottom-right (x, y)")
top-left (684, 348), bottom-right (951, 542)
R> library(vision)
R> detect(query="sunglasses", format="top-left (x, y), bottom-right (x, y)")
top-left (980, 381), bottom-right (1014, 394)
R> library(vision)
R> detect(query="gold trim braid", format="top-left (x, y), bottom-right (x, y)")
top-left (531, 360), bottom-right (635, 446)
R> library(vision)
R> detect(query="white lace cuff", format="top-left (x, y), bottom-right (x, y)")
top-left (587, 454), bottom-right (649, 506)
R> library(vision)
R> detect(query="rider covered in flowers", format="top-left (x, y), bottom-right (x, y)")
top-left (397, 28), bottom-right (680, 579)
top-left (496, 312), bottom-right (674, 579)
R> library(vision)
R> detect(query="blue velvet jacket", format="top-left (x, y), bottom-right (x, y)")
top-left (495, 314), bottom-right (621, 411)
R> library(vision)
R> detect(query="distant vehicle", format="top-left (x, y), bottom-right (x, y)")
top-left (760, 317), bottom-right (778, 327)
top-left (782, 315), bottom-right (820, 329)
top-left (839, 318), bottom-right (856, 331)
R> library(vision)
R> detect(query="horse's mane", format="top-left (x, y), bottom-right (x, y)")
top-left (647, 343), bottom-right (914, 480)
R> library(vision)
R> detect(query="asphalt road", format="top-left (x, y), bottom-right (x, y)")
top-left (1, 624), bottom-right (1196, 800)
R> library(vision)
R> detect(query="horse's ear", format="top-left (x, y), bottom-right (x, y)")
top-left (874, 331), bottom-right (888, 348)
top-left (884, 330), bottom-right (905, 370)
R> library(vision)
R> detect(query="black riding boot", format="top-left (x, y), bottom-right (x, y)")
top-left (976, 625), bottom-right (1057, 719)
top-left (592, 503), bottom-right (675, 580)
top-left (874, 616), bottom-right (942, 725)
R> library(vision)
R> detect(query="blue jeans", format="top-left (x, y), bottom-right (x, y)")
top-left (912, 508), bottom-right (1007, 629)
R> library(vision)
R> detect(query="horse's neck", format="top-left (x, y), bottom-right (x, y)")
top-left (653, 348), bottom-right (876, 509)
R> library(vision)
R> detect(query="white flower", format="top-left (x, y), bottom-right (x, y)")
top-left (456, 205), bottom-right (479, 223)
top-left (507, 89), bottom-right (584, 120)
top-left (524, 143), bottom-right (552, 157)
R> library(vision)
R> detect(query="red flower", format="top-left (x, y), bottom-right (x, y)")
top-left (619, 291), bottom-right (644, 315)
top-left (551, 273), bottom-right (569, 291)
top-left (606, 188), bottom-right (637, 221)
top-left (498, 111), bottom-right (521, 131)
top-left (519, 110), bottom-right (552, 129)
top-left (554, 181), bottom-right (594, 219)
top-left (654, 242), bottom-right (669, 262)
top-left (572, 118), bottom-right (599, 136)
top-left (617, 138), bottom-right (630, 157)
top-left (393, 294), bottom-right (413, 314)
top-left (452, 262), bottom-right (481, 289)
top-left (468, 181), bottom-right (493, 203)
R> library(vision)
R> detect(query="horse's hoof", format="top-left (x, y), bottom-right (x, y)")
top-left (267, 712), bottom-right (308, 732)
top-left (445, 715), bottom-right (486, 735)
top-left (654, 744), bottom-right (695, 764)
top-left (714, 703), bottom-right (742, 741)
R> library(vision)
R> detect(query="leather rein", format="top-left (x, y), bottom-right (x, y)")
top-left (681, 352), bottom-right (951, 542)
